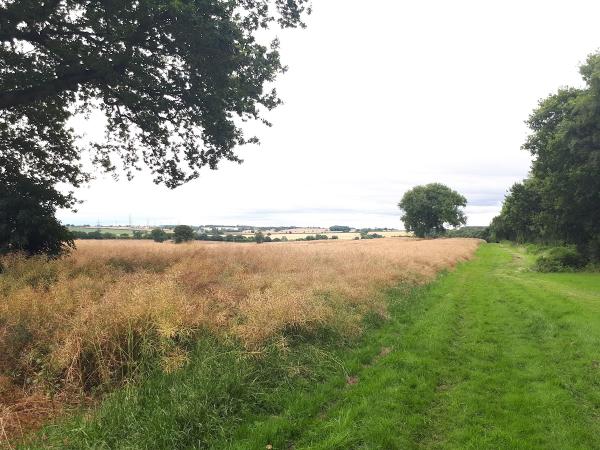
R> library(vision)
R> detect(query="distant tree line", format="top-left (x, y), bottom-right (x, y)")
top-left (446, 226), bottom-right (490, 240)
top-left (68, 228), bottom-right (389, 244)
top-left (70, 230), bottom-right (148, 240)
top-left (329, 225), bottom-right (351, 232)
top-left (489, 53), bottom-right (600, 264)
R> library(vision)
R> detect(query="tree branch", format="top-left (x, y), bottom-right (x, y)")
top-left (0, 65), bottom-right (124, 109)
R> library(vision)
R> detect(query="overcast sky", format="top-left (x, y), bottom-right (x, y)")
top-left (58, 0), bottom-right (600, 228)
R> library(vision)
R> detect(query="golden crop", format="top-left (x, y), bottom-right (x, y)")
top-left (0, 238), bottom-right (480, 440)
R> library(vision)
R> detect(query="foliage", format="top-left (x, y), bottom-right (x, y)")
top-left (0, 0), bottom-right (309, 257)
top-left (329, 225), bottom-right (351, 232)
top-left (71, 230), bottom-right (118, 240)
top-left (489, 179), bottom-right (542, 244)
top-left (200, 233), bottom-right (258, 243)
top-left (1, 0), bottom-right (310, 188)
top-left (297, 234), bottom-right (329, 241)
top-left (491, 52), bottom-right (600, 260)
top-left (71, 229), bottom-right (151, 240)
top-left (254, 230), bottom-right (265, 244)
top-left (172, 225), bottom-right (195, 243)
top-left (534, 246), bottom-right (586, 272)
top-left (446, 226), bottom-right (490, 240)
top-left (360, 232), bottom-right (384, 239)
top-left (0, 173), bottom-right (73, 256)
top-left (150, 228), bottom-right (168, 243)
top-left (398, 183), bottom-right (467, 238)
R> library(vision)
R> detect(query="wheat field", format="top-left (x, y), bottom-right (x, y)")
top-left (0, 237), bottom-right (480, 441)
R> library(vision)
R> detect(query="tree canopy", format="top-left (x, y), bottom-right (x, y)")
top-left (0, 0), bottom-right (309, 255)
top-left (172, 225), bottom-right (195, 243)
top-left (0, 172), bottom-right (74, 256)
top-left (1, 0), bottom-right (309, 186)
top-left (254, 230), bottom-right (265, 244)
top-left (398, 183), bottom-right (467, 238)
top-left (329, 225), bottom-right (351, 232)
top-left (150, 228), bottom-right (168, 243)
top-left (488, 179), bottom-right (542, 243)
top-left (490, 52), bottom-right (600, 260)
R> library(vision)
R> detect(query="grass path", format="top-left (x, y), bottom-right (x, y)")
top-left (229, 244), bottom-right (600, 449)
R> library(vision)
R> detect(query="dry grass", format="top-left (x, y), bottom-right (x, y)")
top-left (0, 237), bottom-right (480, 442)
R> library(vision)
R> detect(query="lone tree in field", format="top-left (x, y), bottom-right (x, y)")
top-left (0, 0), bottom-right (309, 255)
top-left (172, 225), bottom-right (195, 243)
top-left (398, 183), bottom-right (467, 238)
top-left (254, 231), bottom-right (265, 244)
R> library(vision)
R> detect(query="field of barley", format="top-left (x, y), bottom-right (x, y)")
top-left (0, 237), bottom-right (480, 443)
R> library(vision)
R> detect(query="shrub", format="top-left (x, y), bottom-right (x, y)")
top-left (329, 225), bottom-right (351, 232)
top-left (150, 228), bottom-right (168, 243)
top-left (360, 233), bottom-right (384, 240)
top-left (173, 225), bottom-right (195, 243)
top-left (534, 246), bottom-right (586, 272)
top-left (255, 231), bottom-right (265, 244)
top-left (446, 226), bottom-right (490, 240)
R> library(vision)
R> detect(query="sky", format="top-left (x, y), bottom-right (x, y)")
top-left (58, 0), bottom-right (600, 229)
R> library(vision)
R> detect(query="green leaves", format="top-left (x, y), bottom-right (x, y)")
top-left (1, 0), bottom-right (309, 255)
top-left (492, 51), bottom-right (600, 260)
top-left (1, 0), bottom-right (309, 188)
top-left (398, 183), bottom-right (467, 238)
top-left (0, 173), bottom-right (75, 256)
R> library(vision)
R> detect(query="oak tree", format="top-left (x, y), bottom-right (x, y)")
top-left (398, 183), bottom-right (467, 238)
top-left (0, 0), bottom-right (309, 254)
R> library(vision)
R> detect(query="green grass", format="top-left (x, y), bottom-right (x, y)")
top-left (25, 244), bottom-right (600, 449)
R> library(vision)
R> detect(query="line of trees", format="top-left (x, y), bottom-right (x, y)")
top-left (489, 52), bottom-right (600, 263)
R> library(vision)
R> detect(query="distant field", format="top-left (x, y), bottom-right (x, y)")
top-left (68, 227), bottom-right (411, 240)
top-left (245, 231), bottom-right (412, 240)
top-left (68, 226), bottom-right (146, 236)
